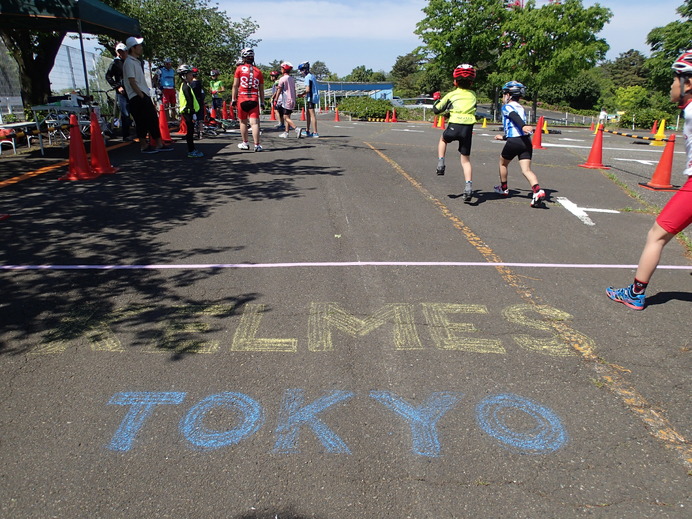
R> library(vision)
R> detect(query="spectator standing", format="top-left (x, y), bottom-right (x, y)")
top-left (606, 50), bottom-right (692, 310)
top-left (104, 42), bottom-right (132, 140)
top-left (177, 64), bottom-right (204, 158)
top-left (190, 68), bottom-right (205, 139)
top-left (493, 81), bottom-right (546, 208)
top-left (598, 108), bottom-right (608, 126)
top-left (433, 64), bottom-right (478, 202)
top-left (269, 70), bottom-right (283, 128)
top-left (209, 70), bottom-right (225, 115)
top-left (298, 62), bottom-right (319, 137)
top-left (159, 57), bottom-right (177, 119)
top-left (232, 48), bottom-right (265, 151)
top-left (122, 36), bottom-right (173, 154)
top-left (272, 62), bottom-right (300, 138)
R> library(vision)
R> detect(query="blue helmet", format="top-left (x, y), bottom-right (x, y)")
top-left (502, 81), bottom-right (526, 97)
top-left (298, 62), bottom-right (310, 72)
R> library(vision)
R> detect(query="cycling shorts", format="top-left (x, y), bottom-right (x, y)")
top-left (237, 97), bottom-right (260, 120)
top-left (501, 136), bottom-right (533, 161)
top-left (442, 123), bottom-right (474, 156)
top-left (656, 176), bottom-right (692, 235)
top-left (162, 88), bottom-right (176, 106)
top-left (306, 102), bottom-right (317, 110)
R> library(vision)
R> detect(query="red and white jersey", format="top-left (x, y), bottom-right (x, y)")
top-left (683, 101), bottom-right (692, 177)
top-left (234, 64), bottom-right (264, 99)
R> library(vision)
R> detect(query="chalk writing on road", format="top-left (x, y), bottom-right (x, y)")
top-left (107, 390), bottom-right (568, 456)
top-left (34, 302), bottom-right (592, 357)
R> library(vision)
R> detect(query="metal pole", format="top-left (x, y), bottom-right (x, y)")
top-left (77, 20), bottom-right (92, 109)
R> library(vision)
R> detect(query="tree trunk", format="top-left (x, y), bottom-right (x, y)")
top-left (0, 29), bottom-right (66, 111)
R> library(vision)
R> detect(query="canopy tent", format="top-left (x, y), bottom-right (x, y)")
top-left (0, 0), bottom-right (141, 98)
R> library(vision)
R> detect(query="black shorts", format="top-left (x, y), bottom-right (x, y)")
top-left (501, 136), bottom-right (533, 161)
top-left (442, 123), bottom-right (474, 156)
top-left (306, 101), bottom-right (316, 110)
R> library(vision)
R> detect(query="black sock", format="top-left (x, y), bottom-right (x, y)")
top-left (501, 182), bottom-right (508, 190)
top-left (632, 278), bottom-right (648, 294)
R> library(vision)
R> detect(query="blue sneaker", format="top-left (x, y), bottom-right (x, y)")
top-left (187, 149), bottom-right (204, 158)
top-left (606, 285), bottom-right (645, 310)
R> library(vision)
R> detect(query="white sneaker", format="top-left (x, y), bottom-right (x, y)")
top-left (494, 185), bottom-right (509, 196)
top-left (254, 144), bottom-right (263, 152)
top-left (238, 142), bottom-right (250, 150)
top-left (295, 127), bottom-right (302, 138)
top-left (278, 132), bottom-right (288, 138)
top-left (531, 189), bottom-right (546, 208)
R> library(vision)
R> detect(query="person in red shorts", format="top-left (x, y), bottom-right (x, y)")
top-left (232, 48), bottom-right (264, 152)
top-left (606, 50), bottom-right (692, 310)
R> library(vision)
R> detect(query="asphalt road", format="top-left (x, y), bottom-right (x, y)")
top-left (0, 116), bottom-right (690, 518)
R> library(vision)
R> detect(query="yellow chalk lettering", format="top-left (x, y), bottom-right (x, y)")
top-left (231, 304), bottom-right (298, 352)
top-left (308, 303), bottom-right (423, 352)
top-left (421, 303), bottom-right (505, 354)
top-left (146, 305), bottom-right (233, 355)
top-left (503, 304), bottom-right (579, 357)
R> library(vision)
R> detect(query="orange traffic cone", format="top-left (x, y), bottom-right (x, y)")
top-left (270, 105), bottom-right (276, 121)
top-left (432, 116), bottom-right (438, 128)
top-left (222, 101), bottom-right (228, 120)
top-left (639, 134), bottom-right (677, 191)
top-left (177, 116), bottom-right (187, 135)
top-left (437, 116), bottom-right (446, 130)
top-left (300, 107), bottom-right (306, 121)
top-left (59, 114), bottom-right (94, 181)
top-left (334, 108), bottom-right (340, 122)
top-left (158, 104), bottom-right (172, 143)
top-left (385, 111), bottom-right (391, 123)
top-left (391, 109), bottom-right (398, 123)
top-left (532, 116), bottom-right (546, 149)
top-left (650, 120), bottom-right (658, 135)
top-left (89, 111), bottom-right (117, 175)
top-left (579, 124), bottom-right (609, 169)
top-left (229, 104), bottom-right (236, 120)
top-left (589, 121), bottom-right (594, 131)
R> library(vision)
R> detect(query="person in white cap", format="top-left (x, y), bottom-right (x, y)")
top-left (105, 42), bottom-right (132, 140)
top-left (122, 36), bottom-right (173, 154)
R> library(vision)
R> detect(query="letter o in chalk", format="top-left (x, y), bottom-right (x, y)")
top-left (180, 392), bottom-right (264, 450)
top-left (476, 394), bottom-right (567, 454)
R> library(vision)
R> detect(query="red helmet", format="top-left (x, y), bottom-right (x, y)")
top-left (672, 49), bottom-right (692, 76)
top-left (453, 64), bottom-right (476, 79)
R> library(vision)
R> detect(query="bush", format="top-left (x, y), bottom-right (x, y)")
top-left (337, 97), bottom-right (395, 119)
top-left (617, 108), bottom-right (675, 130)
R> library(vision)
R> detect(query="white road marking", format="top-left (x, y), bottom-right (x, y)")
top-left (557, 197), bottom-right (619, 226)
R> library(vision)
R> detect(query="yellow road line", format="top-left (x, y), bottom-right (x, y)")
top-left (365, 141), bottom-right (691, 470)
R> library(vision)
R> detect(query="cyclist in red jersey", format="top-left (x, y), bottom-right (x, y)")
top-left (232, 48), bottom-right (264, 152)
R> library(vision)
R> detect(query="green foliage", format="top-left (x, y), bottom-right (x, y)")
top-left (100, 0), bottom-right (259, 75)
top-left (601, 50), bottom-right (649, 88)
top-left (337, 97), bottom-right (394, 119)
top-left (498, 0), bottom-right (612, 102)
top-left (343, 65), bottom-right (387, 82)
top-left (618, 108), bottom-right (675, 130)
top-left (645, 1), bottom-right (692, 94)
top-left (615, 86), bottom-right (650, 112)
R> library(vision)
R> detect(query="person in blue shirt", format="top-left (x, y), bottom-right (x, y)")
top-left (159, 57), bottom-right (177, 119)
top-left (298, 62), bottom-right (319, 137)
top-left (493, 81), bottom-right (546, 208)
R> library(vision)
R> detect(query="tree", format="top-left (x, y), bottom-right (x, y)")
top-left (498, 0), bottom-right (611, 112)
top-left (0, 0), bottom-right (259, 109)
top-left (601, 50), bottom-right (648, 88)
top-left (645, 0), bottom-right (692, 93)
top-left (345, 65), bottom-right (374, 82)
top-left (310, 61), bottom-right (331, 80)
top-left (415, 0), bottom-right (508, 89)
top-left (0, 29), bottom-right (65, 107)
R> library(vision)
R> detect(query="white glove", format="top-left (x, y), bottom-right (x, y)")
top-left (192, 114), bottom-right (197, 121)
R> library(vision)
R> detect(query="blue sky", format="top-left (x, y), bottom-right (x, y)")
top-left (218, 0), bottom-right (684, 76)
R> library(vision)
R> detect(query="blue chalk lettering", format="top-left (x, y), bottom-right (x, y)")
top-left (273, 389), bottom-right (354, 454)
top-left (180, 392), bottom-right (264, 450)
top-left (370, 391), bottom-right (464, 457)
top-left (476, 393), bottom-right (567, 454)
top-left (107, 391), bottom-right (186, 451)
